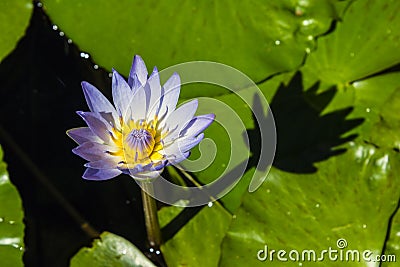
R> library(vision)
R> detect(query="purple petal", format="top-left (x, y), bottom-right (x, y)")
top-left (67, 127), bottom-right (101, 145)
top-left (112, 70), bottom-right (132, 118)
top-left (72, 142), bottom-right (118, 161)
top-left (163, 99), bottom-right (198, 142)
top-left (130, 74), bottom-right (142, 91)
top-left (168, 151), bottom-right (190, 165)
top-left (99, 112), bottom-right (117, 128)
top-left (82, 168), bottom-right (122, 181)
top-left (128, 55), bottom-right (148, 87)
top-left (163, 133), bottom-right (204, 157)
top-left (130, 170), bottom-right (161, 180)
top-left (84, 158), bottom-right (119, 169)
top-left (129, 85), bottom-right (147, 121)
top-left (146, 67), bottom-right (162, 119)
top-left (77, 111), bottom-right (113, 143)
top-left (81, 82), bottom-right (118, 122)
top-left (179, 114), bottom-right (215, 138)
top-left (158, 73), bottom-right (181, 118)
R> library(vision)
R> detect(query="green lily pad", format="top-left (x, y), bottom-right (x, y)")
top-left (0, 0), bottom-right (33, 63)
top-left (382, 208), bottom-right (400, 267)
top-left (302, 0), bottom-right (400, 86)
top-left (160, 201), bottom-right (231, 267)
top-left (220, 142), bottom-right (400, 266)
top-left (160, 67), bottom-right (400, 265)
top-left (42, 0), bottom-right (342, 82)
top-left (310, 72), bottom-right (400, 149)
top-left (70, 232), bottom-right (156, 267)
top-left (0, 145), bottom-right (25, 267)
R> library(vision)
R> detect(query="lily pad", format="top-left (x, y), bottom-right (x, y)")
top-left (382, 207), bottom-right (400, 267)
top-left (0, 0), bottom-right (33, 63)
top-left (219, 142), bottom-right (400, 266)
top-left (70, 232), bottom-right (156, 267)
top-left (160, 201), bottom-right (231, 267)
top-left (0, 145), bottom-right (25, 267)
top-left (42, 0), bottom-right (343, 82)
top-left (302, 0), bottom-right (400, 86)
top-left (310, 72), bottom-right (400, 149)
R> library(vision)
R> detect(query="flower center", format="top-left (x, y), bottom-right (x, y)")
top-left (125, 128), bottom-right (155, 161)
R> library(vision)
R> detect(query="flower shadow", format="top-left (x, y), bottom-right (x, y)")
top-left (248, 71), bottom-right (364, 173)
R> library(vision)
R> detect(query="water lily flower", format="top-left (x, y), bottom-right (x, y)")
top-left (67, 55), bottom-right (214, 180)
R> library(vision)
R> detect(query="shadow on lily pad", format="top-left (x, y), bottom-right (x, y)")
top-left (247, 71), bottom-right (364, 173)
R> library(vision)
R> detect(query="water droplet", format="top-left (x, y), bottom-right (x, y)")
top-left (0, 217), bottom-right (4, 223)
top-left (362, 224), bottom-right (367, 229)
top-left (305, 47), bottom-right (311, 54)
top-left (299, 262), bottom-right (303, 266)
top-left (266, 189), bottom-right (270, 193)
top-left (149, 248), bottom-right (154, 253)
top-left (207, 202), bottom-right (213, 207)
top-left (121, 249), bottom-right (127, 255)
top-left (232, 215), bottom-right (237, 219)
top-left (37, 2), bottom-right (43, 8)
top-left (80, 52), bottom-right (90, 59)
top-left (94, 64), bottom-right (99, 70)
top-left (52, 25), bottom-right (58, 31)
top-left (274, 40), bottom-right (281, 46)
top-left (67, 39), bottom-right (72, 44)
top-left (108, 73), bottom-right (113, 78)
top-left (396, 231), bottom-right (400, 237)
top-left (59, 31), bottom-right (65, 37)
top-left (156, 250), bottom-right (161, 255)
top-left (366, 108), bottom-right (371, 113)
top-left (315, 203), bottom-right (320, 208)
top-left (8, 220), bottom-right (15, 225)
top-left (302, 19), bottom-right (314, 27)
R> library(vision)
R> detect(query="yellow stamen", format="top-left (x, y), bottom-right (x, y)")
top-left (110, 116), bottom-right (165, 167)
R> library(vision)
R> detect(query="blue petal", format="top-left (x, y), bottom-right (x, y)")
top-left (179, 113), bottom-right (215, 138)
top-left (146, 67), bottom-right (162, 119)
top-left (99, 112), bottom-right (117, 128)
top-left (82, 168), bottom-right (122, 181)
top-left (84, 158), bottom-right (119, 169)
top-left (130, 74), bottom-right (142, 91)
top-left (128, 55), bottom-right (148, 87)
top-left (130, 170), bottom-right (161, 180)
top-left (164, 133), bottom-right (204, 157)
top-left (81, 82), bottom-right (118, 122)
top-left (72, 142), bottom-right (117, 161)
top-left (67, 127), bottom-right (101, 145)
top-left (163, 99), bottom-right (198, 142)
top-left (112, 70), bottom-right (132, 118)
top-left (77, 111), bottom-right (113, 143)
top-left (168, 151), bottom-right (190, 165)
top-left (158, 72), bottom-right (181, 118)
top-left (129, 85), bottom-right (148, 121)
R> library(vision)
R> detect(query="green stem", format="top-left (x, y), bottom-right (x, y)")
top-left (140, 181), bottom-right (162, 248)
